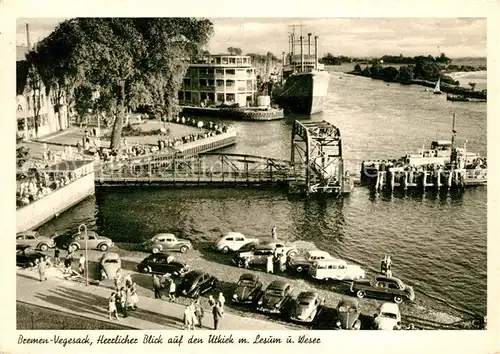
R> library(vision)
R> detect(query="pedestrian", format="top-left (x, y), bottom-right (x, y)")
top-left (63, 257), bottom-right (72, 272)
top-left (108, 292), bottom-right (120, 321)
top-left (217, 292), bottom-right (226, 310)
top-left (208, 295), bottom-right (216, 308)
top-left (183, 305), bottom-right (194, 330)
top-left (169, 278), bottom-right (176, 301)
top-left (212, 302), bottom-right (224, 330)
top-left (123, 273), bottom-right (133, 288)
top-left (153, 274), bottom-right (162, 299)
top-left (115, 273), bottom-right (123, 291)
top-left (54, 247), bottom-right (60, 266)
top-left (380, 255), bottom-right (388, 275)
top-left (266, 255), bottom-right (274, 274)
top-left (130, 283), bottom-right (139, 310)
top-left (67, 247), bottom-right (74, 261)
top-left (37, 257), bottom-right (47, 282)
top-left (78, 254), bottom-right (85, 275)
top-left (279, 252), bottom-right (287, 272)
top-left (271, 225), bottom-right (277, 240)
top-left (119, 287), bottom-right (128, 318)
top-left (386, 256), bottom-right (393, 277)
top-left (194, 297), bottom-right (204, 328)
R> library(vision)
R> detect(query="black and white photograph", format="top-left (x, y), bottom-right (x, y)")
top-left (2, 4), bottom-right (499, 353)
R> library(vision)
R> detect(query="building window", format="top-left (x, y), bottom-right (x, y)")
top-left (199, 79), bottom-right (207, 87)
top-left (201, 92), bottom-right (208, 100)
top-left (216, 79), bottom-right (224, 87)
top-left (247, 80), bottom-right (253, 90)
top-left (215, 57), bottom-right (221, 64)
top-left (207, 79), bottom-right (214, 87)
top-left (185, 92), bottom-right (192, 101)
top-left (178, 91), bottom-right (184, 100)
top-left (236, 58), bottom-right (242, 65)
top-left (226, 93), bottom-right (235, 102)
top-left (222, 57), bottom-right (228, 65)
top-left (183, 78), bottom-right (191, 87)
top-left (217, 93), bottom-right (224, 102)
top-left (17, 119), bottom-right (25, 132)
top-left (243, 58), bottom-right (248, 64)
top-left (229, 58), bottom-right (236, 64)
top-left (226, 80), bottom-right (234, 87)
top-left (215, 68), bottom-right (224, 75)
top-left (226, 69), bottom-right (235, 75)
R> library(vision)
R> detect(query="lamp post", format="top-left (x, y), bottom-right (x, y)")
top-left (78, 223), bottom-right (89, 286)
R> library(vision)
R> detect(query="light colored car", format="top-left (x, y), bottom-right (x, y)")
top-left (258, 238), bottom-right (299, 258)
top-left (143, 233), bottom-right (192, 253)
top-left (215, 232), bottom-right (258, 253)
top-left (374, 302), bottom-right (401, 330)
top-left (16, 231), bottom-right (56, 252)
top-left (288, 250), bottom-right (334, 273)
top-left (308, 258), bottom-right (365, 281)
top-left (290, 291), bottom-right (324, 323)
top-left (68, 231), bottom-right (114, 252)
top-left (99, 252), bottom-right (122, 280)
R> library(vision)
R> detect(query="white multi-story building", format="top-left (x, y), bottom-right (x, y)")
top-left (178, 54), bottom-right (258, 107)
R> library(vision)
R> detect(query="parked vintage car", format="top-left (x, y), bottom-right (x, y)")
top-left (67, 231), bottom-right (114, 252)
top-left (374, 302), bottom-right (401, 330)
top-left (309, 258), bottom-right (366, 281)
top-left (16, 231), bottom-right (56, 252)
top-left (233, 244), bottom-right (275, 268)
top-left (99, 252), bottom-right (122, 280)
top-left (350, 275), bottom-right (415, 304)
top-left (336, 298), bottom-right (361, 330)
top-left (178, 270), bottom-right (218, 298)
top-left (232, 273), bottom-right (263, 304)
top-left (259, 238), bottom-right (299, 258)
top-left (143, 233), bottom-right (192, 254)
top-left (215, 232), bottom-right (259, 253)
top-left (256, 280), bottom-right (294, 315)
top-left (234, 241), bottom-right (261, 254)
top-left (137, 254), bottom-right (190, 276)
top-left (16, 245), bottom-right (45, 268)
top-left (289, 291), bottom-right (324, 323)
top-left (288, 250), bottom-right (334, 273)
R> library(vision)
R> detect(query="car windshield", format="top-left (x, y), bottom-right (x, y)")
top-left (238, 280), bottom-right (254, 286)
top-left (299, 301), bottom-right (310, 306)
top-left (338, 306), bottom-right (357, 313)
top-left (381, 312), bottom-right (398, 319)
top-left (267, 289), bottom-right (283, 296)
top-left (104, 259), bottom-right (119, 263)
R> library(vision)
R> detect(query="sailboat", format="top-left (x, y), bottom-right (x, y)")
top-left (433, 77), bottom-right (442, 94)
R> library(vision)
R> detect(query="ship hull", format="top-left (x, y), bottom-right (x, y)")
top-left (279, 70), bottom-right (330, 115)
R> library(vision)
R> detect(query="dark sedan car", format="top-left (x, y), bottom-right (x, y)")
top-left (289, 291), bottom-right (324, 323)
top-left (256, 280), bottom-right (294, 315)
top-left (336, 298), bottom-right (361, 330)
top-left (350, 275), bottom-right (415, 304)
top-left (137, 254), bottom-right (190, 276)
top-left (16, 245), bottom-right (45, 268)
top-left (178, 270), bottom-right (218, 298)
top-left (232, 273), bottom-right (263, 304)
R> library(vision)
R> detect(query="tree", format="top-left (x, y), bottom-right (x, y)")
top-left (397, 65), bottom-right (414, 83)
top-left (227, 47), bottom-right (242, 55)
top-left (469, 82), bottom-right (477, 91)
top-left (29, 18), bottom-right (214, 149)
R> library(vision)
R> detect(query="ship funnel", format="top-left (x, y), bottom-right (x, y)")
top-left (26, 23), bottom-right (31, 50)
top-left (308, 33), bottom-right (312, 56)
top-left (300, 36), bottom-right (304, 72)
top-left (314, 36), bottom-right (319, 70)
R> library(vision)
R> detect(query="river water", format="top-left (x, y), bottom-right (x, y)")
top-left (37, 69), bottom-right (487, 318)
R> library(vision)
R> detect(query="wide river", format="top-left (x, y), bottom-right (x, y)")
top-left (38, 68), bottom-right (487, 318)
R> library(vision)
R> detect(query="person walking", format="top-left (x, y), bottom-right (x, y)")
top-left (37, 257), bottom-right (47, 282)
top-left (168, 278), bottom-right (176, 301)
top-left (67, 247), bottom-right (74, 261)
top-left (153, 274), bottom-right (162, 299)
top-left (266, 255), bottom-right (274, 274)
top-left (119, 287), bottom-right (128, 318)
top-left (208, 295), bottom-right (216, 308)
top-left (217, 292), bottom-right (226, 311)
top-left (54, 248), bottom-right (60, 266)
top-left (386, 256), bottom-right (393, 277)
top-left (78, 254), bottom-right (85, 275)
top-left (279, 252), bottom-right (287, 272)
top-left (380, 255), bottom-right (388, 275)
top-left (183, 305), bottom-right (194, 330)
top-left (212, 302), bottom-right (224, 330)
top-left (108, 292), bottom-right (120, 321)
top-left (130, 283), bottom-right (139, 310)
top-left (123, 273), bottom-right (133, 288)
top-left (271, 226), bottom-right (277, 240)
top-left (194, 297), bottom-right (204, 328)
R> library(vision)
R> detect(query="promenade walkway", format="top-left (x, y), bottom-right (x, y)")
top-left (16, 269), bottom-right (292, 330)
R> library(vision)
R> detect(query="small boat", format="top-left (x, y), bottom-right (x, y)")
top-left (433, 78), bottom-right (442, 94)
top-left (447, 94), bottom-right (470, 102)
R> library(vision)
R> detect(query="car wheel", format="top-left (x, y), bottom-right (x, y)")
top-left (152, 247), bottom-right (160, 254)
top-left (180, 245), bottom-right (189, 253)
top-left (141, 266), bottom-right (150, 273)
top-left (39, 244), bottom-right (48, 252)
top-left (394, 296), bottom-right (403, 304)
top-left (222, 246), bottom-right (230, 254)
top-left (70, 243), bottom-right (79, 251)
top-left (356, 290), bottom-right (366, 299)
top-left (288, 250), bottom-right (298, 258)
top-left (99, 244), bottom-right (109, 252)
top-left (296, 266), bottom-right (303, 273)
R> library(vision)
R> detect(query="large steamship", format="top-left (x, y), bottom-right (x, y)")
top-left (275, 31), bottom-right (330, 115)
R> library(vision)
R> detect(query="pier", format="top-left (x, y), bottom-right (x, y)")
top-left (181, 106), bottom-right (284, 121)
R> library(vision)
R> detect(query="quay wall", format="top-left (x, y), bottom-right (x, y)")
top-left (16, 173), bottom-right (95, 233)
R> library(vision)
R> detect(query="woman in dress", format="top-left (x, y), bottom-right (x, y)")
top-left (129, 282), bottom-right (139, 310)
top-left (183, 305), bottom-right (193, 330)
top-left (108, 293), bottom-right (120, 320)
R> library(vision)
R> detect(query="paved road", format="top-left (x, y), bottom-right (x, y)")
top-left (16, 269), bottom-right (292, 330)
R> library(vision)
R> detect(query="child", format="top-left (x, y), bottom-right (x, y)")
top-left (108, 293), bottom-right (120, 321)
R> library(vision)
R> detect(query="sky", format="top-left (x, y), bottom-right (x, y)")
top-left (16, 18), bottom-right (487, 58)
